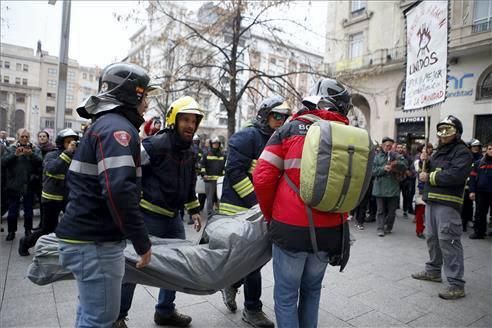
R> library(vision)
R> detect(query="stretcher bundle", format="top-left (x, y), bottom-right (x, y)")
top-left (27, 206), bottom-right (271, 295)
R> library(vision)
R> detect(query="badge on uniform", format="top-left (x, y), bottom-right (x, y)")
top-left (113, 131), bottom-right (131, 147)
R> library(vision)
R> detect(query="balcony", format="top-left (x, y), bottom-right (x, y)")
top-left (327, 46), bottom-right (405, 75)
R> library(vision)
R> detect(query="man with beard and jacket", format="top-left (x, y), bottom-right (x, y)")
top-left (55, 63), bottom-right (153, 327)
top-left (219, 96), bottom-right (291, 328)
top-left (254, 78), bottom-right (353, 328)
top-left (114, 96), bottom-right (203, 328)
top-left (201, 136), bottom-right (226, 216)
top-left (469, 142), bottom-right (492, 239)
top-left (411, 115), bottom-right (472, 300)
top-left (19, 128), bottom-right (79, 256)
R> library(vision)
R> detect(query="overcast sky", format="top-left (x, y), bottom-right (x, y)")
top-left (1, 1), bottom-right (327, 68)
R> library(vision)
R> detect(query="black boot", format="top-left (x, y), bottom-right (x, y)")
top-left (18, 236), bottom-right (30, 256)
top-left (6, 232), bottom-right (15, 241)
top-left (154, 310), bottom-right (192, 327)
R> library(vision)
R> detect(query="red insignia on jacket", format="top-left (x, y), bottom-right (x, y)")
top-left (113, 131), bottom-right (131, 147)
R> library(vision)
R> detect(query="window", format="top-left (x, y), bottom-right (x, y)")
top-left (3, 76), bottom-right (9, 83)
top-left (89, 74), bottom-right (93, 81)
top-left (16, 93), bottom-right (26, 103)
top-left (48, 68), bottom-right (57, 76)
top-left (4, 61), bottom-right (10, 69)
top-left (477, 70), bottom-right (492, 100)
top-left (67, 83), bottom-right (75, 92)
top-left (15, 77), bottom-right (21, 85)
top-left (83, 72), bottom-right (87, 79)
top-left (351, 0), bottom-right (367, 15)
top-left (219, 117), bottom-right (228, 126)
top-left (46, 106), bottom-right (55, 113)
top-left (474, 115), bottom-right (492, 145)
top-left (64, 121), bottom-right (72, 128)
top-left (220, 103), bottom-right (227, 113)
top-left (47, 92), bottom-right (56, 100)
top-left (16, 63), bottom-right (22, 71)
top-left (68, 70), bottom-right (75, 81)
top-left (22, 78), bottom-right (28, 86)
top-left (66, 94), bottom-right (74, 103)
top-left (349, 32), bottom-right (364, 59)
top-left (48, 80), bottom-right (57, 88)
top-left (45, 119), bottom-right (54, 128)
top-left (472, 0), bottom-right (492, 33)
top-left (65, 108), bottom-right (73, 115)
top-left (23, 64), bottom-right (29, 72)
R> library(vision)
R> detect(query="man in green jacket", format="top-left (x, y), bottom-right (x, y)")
top-left (372, 137), bottom-right (407, 237)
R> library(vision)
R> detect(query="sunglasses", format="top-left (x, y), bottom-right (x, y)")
top-left (271, 112), bottom-right (288, 121)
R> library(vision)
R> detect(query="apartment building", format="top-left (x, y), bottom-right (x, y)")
top-left (125, 1), bottom-right (323, 141)
top-left (323, 0), bottom-right (492, 146)
top-left (0, 42), bottom-right (100, 137)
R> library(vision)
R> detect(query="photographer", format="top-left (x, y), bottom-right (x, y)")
top-left (18, 129), bottom-right (78, 256)
top-left (1, 128), bottom-right (43, 241)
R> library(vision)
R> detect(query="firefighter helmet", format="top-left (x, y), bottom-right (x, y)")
top-left (307, 78), bottom-right (352, 116)
top-left (436, 115), bottom-right (463, 137)
top-left (165, 96), bottom-right (204, 128)
top-left (55, 128), bottom-right (79, 148)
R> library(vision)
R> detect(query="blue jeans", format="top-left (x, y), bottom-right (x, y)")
top-left (272, 244), bottom-right (329, 328)
top-left (59, 240), bottom-right (126, 328)
top-left (7, 192), bottom-right (34, 233)
top-left (119, 211), bottom-right (185, 319)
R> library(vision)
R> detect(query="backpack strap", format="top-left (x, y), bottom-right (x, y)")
top-left (284, 174), bottom-right (330, 264)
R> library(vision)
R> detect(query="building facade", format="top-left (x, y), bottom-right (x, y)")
top-left (0, 43), bottom-right (100, 138)
top-left (125, 1), bottom-right (323, 142)
top-left (323, 0), bottom-right (492, 147)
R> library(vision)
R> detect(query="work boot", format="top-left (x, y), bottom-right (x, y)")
top-left (112, 318), bottom-right (129, 328)
top-left (411, 271), bottom-right (442, 282)
top-left (377, 230), bottom-right (384, 237)
top-left (438, 286), bottom-right (465, 300)
top-left (242, 309), bottom-right (274, 328)
top-left (469, 233), bottom-right (485, 239)
top-left (18, 237), bottom-right (30, 256)
top-left (154, 310), bottom-right (192, 327)
top-left (220, 286), bottom-right (238, 312)
top-left (6, 232), bottom-right (15, 241)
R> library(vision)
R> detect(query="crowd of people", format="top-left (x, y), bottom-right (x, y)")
top-left (1, 61), bottom-right (491, 328)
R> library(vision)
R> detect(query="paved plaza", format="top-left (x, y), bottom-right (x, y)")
top-left (1, 210), bottom-right (491, 328)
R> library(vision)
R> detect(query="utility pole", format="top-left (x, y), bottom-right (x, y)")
top-left (53, 0), bottom-right (71, 135)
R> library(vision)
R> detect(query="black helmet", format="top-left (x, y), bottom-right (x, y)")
top-left (436, 115), bottom-right (463, 138)
top-left (55, 128), bottom-right (78, 149)
top-left (97, 62), bottom-right (151, 107)
top-left (308, 78), bottom-right (352, 116)
top-left (256, 95), bottom-right (290, 122)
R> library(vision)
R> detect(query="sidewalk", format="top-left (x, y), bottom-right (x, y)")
top-left (1, 210), bottom-right (491, 328)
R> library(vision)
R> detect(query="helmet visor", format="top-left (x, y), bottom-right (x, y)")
top-left (437, 124), bottom-right (457, 137)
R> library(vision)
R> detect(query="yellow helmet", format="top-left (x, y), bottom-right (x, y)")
top-left (165, 96), bottom-right (204, 128)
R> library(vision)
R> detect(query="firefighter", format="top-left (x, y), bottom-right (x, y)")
top-left (55, 62), bottom-right (153, 328)
top-left (18, 128), bottom-right (78, 256)
top-left (219, 96), bottom-right (290, 328)
top-left (201, 136), bottom-right (226, 216)
top-left (115, 96), bottom-right (203, 328)
top-left (412, 115), bottom-right (473, 300)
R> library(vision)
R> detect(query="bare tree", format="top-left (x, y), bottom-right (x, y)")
top-left (137, 0), bottom-right (325, 137)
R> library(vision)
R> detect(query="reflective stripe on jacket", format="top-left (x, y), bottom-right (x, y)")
top-left (423, 140), bottom-right (472, 211)
top-left (41, 149), bottom-right (72, 203)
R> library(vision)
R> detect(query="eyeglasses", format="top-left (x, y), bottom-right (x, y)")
top-left (271, 112), bottom-right (287, 121)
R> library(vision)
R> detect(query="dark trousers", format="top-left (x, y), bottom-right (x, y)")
top-left (7, 193), bottom-right (34, 233)
top-left (401, 178), bottom-right (415, 213)
top-left (355, 187), bottom-right (371, 225)
top-left (24, 202), bottom-right (64, 249)
top-left (376, 197), bottom-right (399, 232)
top-left (119, 211), bottom-right (186, 319)
top-left (232, 267), bottom-right (263, 312)
top-left (461, 190), bottom-right (474, 231)
top-left (473, 191), bottom-right (492, 237)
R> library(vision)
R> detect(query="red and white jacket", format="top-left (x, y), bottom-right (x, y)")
top-left (253, 109), bottom-right (350, 252)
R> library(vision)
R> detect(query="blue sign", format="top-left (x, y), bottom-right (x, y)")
top-left (447, 73), bottom-right (474, 97)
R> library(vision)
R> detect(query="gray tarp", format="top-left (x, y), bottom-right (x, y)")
top-left (27, 206), bottom-right (271, 295)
